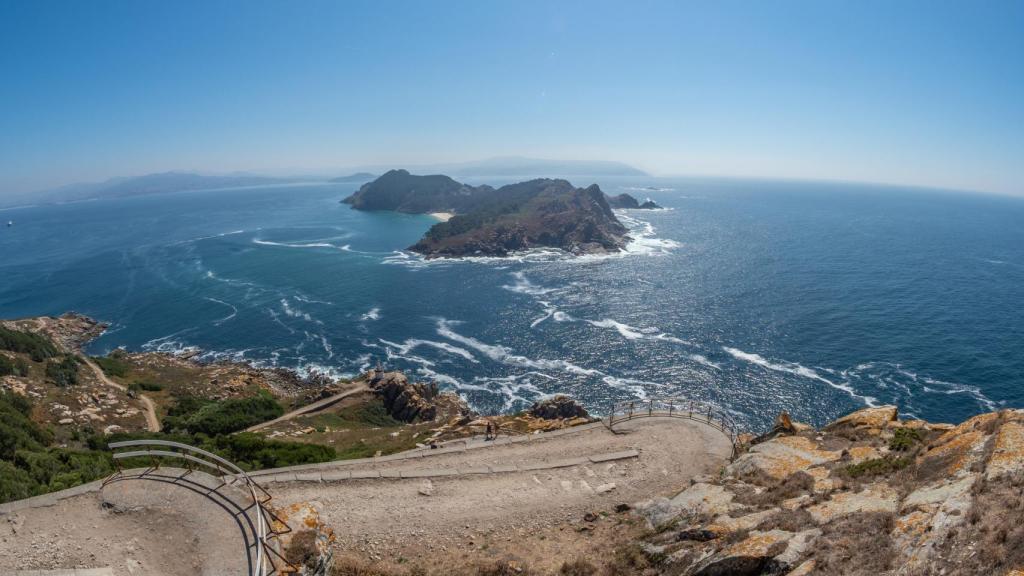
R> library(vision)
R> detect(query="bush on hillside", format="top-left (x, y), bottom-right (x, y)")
top-left (45, 355), bottom-right (79, 387)
top-left (0, 326), bottom-right (57, 362)
top-left (93, 354), bottom-right (129, 377)
top-left (162, 391), bottom-right (284, 436)
top-left (0, 354), bottom-right (30, 377)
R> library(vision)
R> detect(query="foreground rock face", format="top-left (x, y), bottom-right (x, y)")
top-left (632, 406), bottom-right (1024, 575)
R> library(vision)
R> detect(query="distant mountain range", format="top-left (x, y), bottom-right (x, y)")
top-left (19, 172), bottom-right (301, 205)
top-left (7, 157), bottom-right (646, 207)
top-left (348, 157), bottom-right (647, 178)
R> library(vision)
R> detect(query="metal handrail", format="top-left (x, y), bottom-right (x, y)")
top-left (607, 397), bottom-right (742, 456)
top-left (107, 439), bottom-right (295, 575)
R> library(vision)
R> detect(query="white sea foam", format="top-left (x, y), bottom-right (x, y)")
top-left (585, 319), bottom-right (647, 340)
top-left (379, 337), bottom-right (479, 363)
top-left (360, 307), bottom-right (381, 321)
top-left (502, 271), bottom-right (557, 295)
top-left (204, 297), bottom-right (238, 326)
top-left (254, 239), bottom-right (337, 249)
top-left (723, 346), bottom-right (878, 407)
top-left (436, 319), bottom-right (601, 377)
top-left (690, 354), bottom-right (722, 370)
top-left (280, 298), bottom-right (320, 323)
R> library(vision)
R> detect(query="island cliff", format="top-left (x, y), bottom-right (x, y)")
top-left (343, 170), bottom-right (631, 258)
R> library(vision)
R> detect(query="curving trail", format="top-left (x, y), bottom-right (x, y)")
top-left (80, 354), bottom-right (161, 432)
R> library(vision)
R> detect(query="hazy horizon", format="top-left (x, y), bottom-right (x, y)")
top-left (1, 1), bottom-right (1022, 198)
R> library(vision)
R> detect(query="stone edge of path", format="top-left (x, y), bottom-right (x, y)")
top-left (247, 421), bottom-right (610, 478)
top-left (253, 449), bottom-right (641, 485)
top-left (10, 565), bottom-right (114, 569)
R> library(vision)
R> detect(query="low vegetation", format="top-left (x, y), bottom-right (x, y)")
top-left (44, 354), bottom-right (80, 387)
top-left (0, 325), bottom-right (58, 361)
top-left (92, 353), bottom-right (129, 377)
top-left (0, 390), bottom-right (114, 502)
top-left (161, 390), bottom-right (285, 435)
top-left (0, 354), bottom-right (30, 377)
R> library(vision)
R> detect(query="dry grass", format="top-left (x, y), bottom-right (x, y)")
top-left (935, 476), bottom-right (1024, 573)
top-left (284, 530), bottom-right (319, 570)
top-left (732, 471), bottom-right (815, 508)
top-left (558, 559), bottom-right (598, 576)
top-left (756, 508), bottom-right (814, 533)
top-left (808, 512), bottom-right (896, 576)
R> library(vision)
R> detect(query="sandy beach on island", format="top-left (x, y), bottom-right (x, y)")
top-left (429, 212), bottom-right (454, 222)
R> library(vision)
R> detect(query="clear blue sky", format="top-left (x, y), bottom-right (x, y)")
top-left (1, 0), bottom-right (1022, 196)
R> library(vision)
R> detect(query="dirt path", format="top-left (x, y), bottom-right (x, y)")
top-left (273, 417), bottom-right (731, 569)
top-left (80, 355), bottom-right (161, 432)
top-left (245, 382), bottom-right (369, 432)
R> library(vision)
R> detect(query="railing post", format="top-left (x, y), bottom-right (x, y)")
top-left (648, 400), bottom-right (653, 416)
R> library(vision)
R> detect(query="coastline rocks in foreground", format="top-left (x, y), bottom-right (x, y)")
top-left (630, 406), bottom-right (1024, 576)
top-left (343, 170), bottom-right (631, 258)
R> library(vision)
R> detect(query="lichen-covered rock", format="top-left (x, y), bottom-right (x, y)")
top-left (985, 419), bottom-right (1024, 480)
top-left (670, 482), bottom-right (738, 518)
top-left (806, 483), bottom-right (899, 524)
top-left (692, 529), bottom-right (793, 576)
top-left (727, 435), bottom-right (842, 483)
top-left (824, 405), bottom-right (898, 432)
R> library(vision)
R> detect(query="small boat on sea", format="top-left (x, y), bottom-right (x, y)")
top-left (6, 220), bottom-right (12, 227)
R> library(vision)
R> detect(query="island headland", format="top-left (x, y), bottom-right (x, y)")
top-left (341, 169), bottom-right (660, 258)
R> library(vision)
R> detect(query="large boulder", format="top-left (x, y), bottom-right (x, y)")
top-left (367, 370), bottom-right (439, 422)
top-left (528, 395), bottom-right (590, 420)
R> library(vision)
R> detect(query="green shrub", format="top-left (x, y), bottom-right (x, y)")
top-left (889, 427), bottom-right (924, 452)
top-left (0, 354), bottom-right (30, 377)
top-left (93, 355), bottom-right (129, 377)
top-left (0, 326), bottom-right (58, 362)
top-left (162, 391), bottom-right (284, 436)
top-left (45, 355), bottom-right (79, 387)
top-left (845, 457), bottom-right (912, 478)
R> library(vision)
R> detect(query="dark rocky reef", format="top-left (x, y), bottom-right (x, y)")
top-left (344, 170), bottom-right (631, 258)
top-left (606, 193), bottom-right (661, 210)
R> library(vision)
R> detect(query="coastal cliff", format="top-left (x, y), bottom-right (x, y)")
top-left (343, 170), bottom-right (631, 257)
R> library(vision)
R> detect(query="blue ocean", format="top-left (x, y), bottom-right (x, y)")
top-left (2, 178), bottom-right (1022, 429)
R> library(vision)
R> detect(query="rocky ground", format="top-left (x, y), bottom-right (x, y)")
top-left (630, 406), bottom-right (1024, 576)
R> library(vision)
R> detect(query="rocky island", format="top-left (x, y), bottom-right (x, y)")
top-left (607, 193), bottom-right (662, 210)
top-left (342, 169), bottom-right (643, 258)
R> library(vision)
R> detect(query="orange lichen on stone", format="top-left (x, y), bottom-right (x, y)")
top-left (847, 445), bottom-right (882, 464)
top-left (985, 420), bottom-right (1024, 480)
top-left (825, 405), bottom-right (898, 431)
top-left (727, 435), bottom-right (842, 483)
top-left (918, 429), bottom-right (987, 477)
top-left (806, 483), bottom-right (898, 524)
top-left (721, 529), bottom-right (792, 558)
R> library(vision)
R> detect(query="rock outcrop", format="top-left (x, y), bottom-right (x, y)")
top-left (529, 395), bottom-right (590, 420)
top-left (365, 369), bottom-right (470, 423)
top-left (630, 406), bottom-right (1024, 575)
top-left (606, 193), bottom-right (662, 210)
